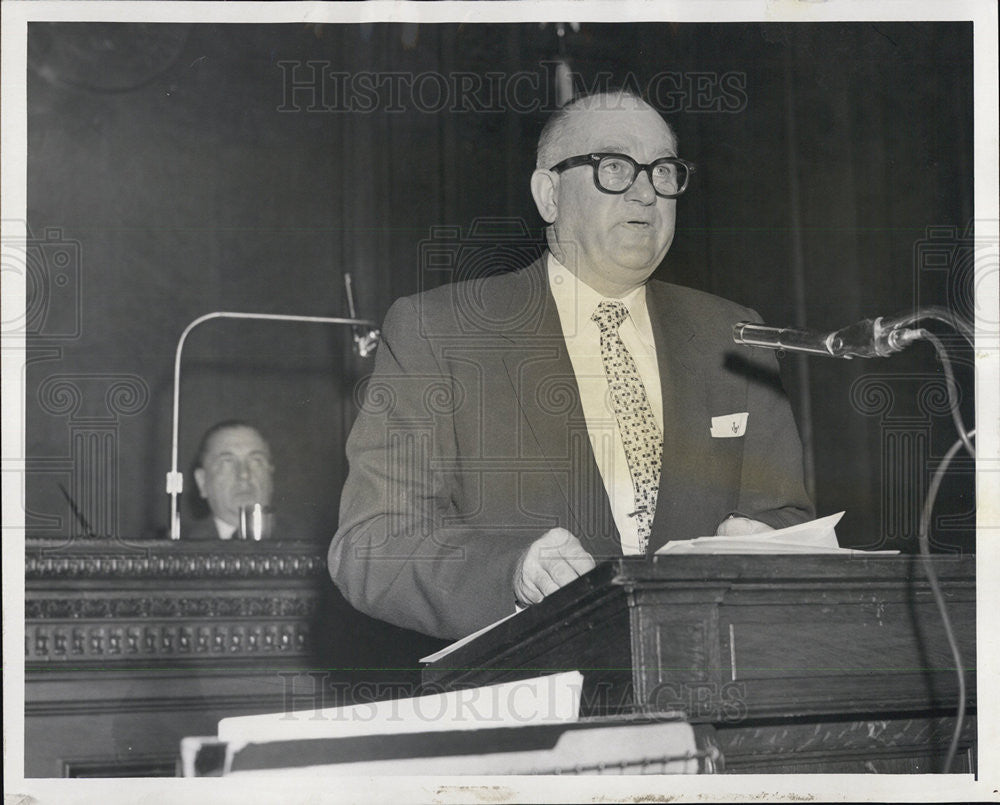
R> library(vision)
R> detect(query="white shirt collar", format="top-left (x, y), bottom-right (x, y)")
top-left (214, 516), bottom-right (236, 540)
top-left (546, 253), bottom-right (654, 347)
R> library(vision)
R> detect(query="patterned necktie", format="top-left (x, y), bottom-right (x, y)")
top-left (592, 300), bottom-right (663, 553)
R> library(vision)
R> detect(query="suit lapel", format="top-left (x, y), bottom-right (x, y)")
top-left (487, 270), bottom-right (731, 554)
top-left (495, 258), bottom-right (621, 557)
top-left (646, 281), bottom-right (702, 553)
top-left (492, 269), bottom-right (710, 555)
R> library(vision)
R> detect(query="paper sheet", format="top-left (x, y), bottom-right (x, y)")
top-left (420, 609), bottom-right (520, 664)
top-left (217, 670), bottom-right (583, 744)
top-left (655, 511), bottom-right (895, 554)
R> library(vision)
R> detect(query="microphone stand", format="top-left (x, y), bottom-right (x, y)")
top-left (165, 310), bottom-right (379, 540)
top-left (734, 304), bottom-right (975, 771)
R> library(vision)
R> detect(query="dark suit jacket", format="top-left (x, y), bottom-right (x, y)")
top-left (329, 256), bottom-right (813, 638)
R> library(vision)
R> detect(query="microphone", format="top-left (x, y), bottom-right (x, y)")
top-left (732, 315), bottom-right (925, 359)
top-left (344, 273), bottom-right (380, 358)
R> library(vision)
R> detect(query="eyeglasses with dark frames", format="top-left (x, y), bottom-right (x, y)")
top-left (549, 152), bottom-right (696, 199)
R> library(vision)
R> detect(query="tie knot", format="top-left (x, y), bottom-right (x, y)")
top-left (592, 300), bottom-right (629, 333)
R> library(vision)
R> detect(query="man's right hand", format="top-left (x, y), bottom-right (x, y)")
top-left (513, 528), bottom-right (597, 607)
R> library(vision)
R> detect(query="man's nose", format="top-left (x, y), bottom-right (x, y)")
top-left (625, 168), bottom-right (656, 204)
top-left (235, 459), bottom-right (252, 479)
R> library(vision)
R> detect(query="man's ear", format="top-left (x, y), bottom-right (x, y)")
top-left (530, 169), bottom-right (559, 224)
top-left (194, 468), bottom-right (207, 498)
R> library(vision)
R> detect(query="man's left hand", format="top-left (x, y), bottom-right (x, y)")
top-left (715, 516), bottom-right (775, 536)
top-left (513, 528), bottom-right (596, 607)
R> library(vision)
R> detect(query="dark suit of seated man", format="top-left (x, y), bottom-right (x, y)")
top-left (186, 420), bottom-right (279, 540)
top-left (329, 90), bottom-right (814, 639)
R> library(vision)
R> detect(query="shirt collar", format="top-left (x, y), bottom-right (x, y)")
top-left (546, 252), bottom-right (654, 346)
top-left (214, 516), bottom-right (236, 540)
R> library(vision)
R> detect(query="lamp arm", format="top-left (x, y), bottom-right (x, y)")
top-left (166, 311), bottom-right (379, 539)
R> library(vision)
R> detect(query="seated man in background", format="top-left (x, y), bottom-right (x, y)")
top-left (329, 90), bottom-right (813, 639)
top-left (187, 420), bottom-right (276, 540)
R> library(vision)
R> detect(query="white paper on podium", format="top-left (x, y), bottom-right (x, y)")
top-left (217, 670), bottom-right (583, 745)
top-left (419, 609), bottom-right (521, 664)
top-left (655, 511), bottom-right (895, 555)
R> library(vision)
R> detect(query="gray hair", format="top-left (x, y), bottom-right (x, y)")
top-left (535, 88), bottom-right (678, 169)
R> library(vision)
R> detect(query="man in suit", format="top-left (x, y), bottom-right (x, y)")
top-left (329, 90), bottom-right (813, 639)
top-left (186, 420), bottom-right (276, 540)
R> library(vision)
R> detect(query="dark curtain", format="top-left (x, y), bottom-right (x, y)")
top-left (26, 21), bottom-right (974, 553)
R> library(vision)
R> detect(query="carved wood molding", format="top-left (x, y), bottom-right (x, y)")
top-left (26, 617), bottom-right (314, 662)
top-left (25, 540), bottom-right (328, 580)
top-left (26, 593), bottom-right (318, 620)
top-left (27, 691), bottom-right (300, 717)
top-left (25, 541), bottom-right (337, 666)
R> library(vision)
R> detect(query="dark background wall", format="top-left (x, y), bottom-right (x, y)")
top-left (25, 21), bottom-right (975, 554)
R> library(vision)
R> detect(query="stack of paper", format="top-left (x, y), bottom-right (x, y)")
top-left (216, 670), bottom-right (584, 746)
top-left (184, 671), bottom-right (708, 776)
top-left (656, 512), bottom-right (896, 555)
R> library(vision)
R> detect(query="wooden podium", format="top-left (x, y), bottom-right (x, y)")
top-left (422, 555), bottom-right (977, 773)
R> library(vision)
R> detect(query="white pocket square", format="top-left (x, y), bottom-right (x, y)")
top-left (710, 412), bottom-right (748, 438)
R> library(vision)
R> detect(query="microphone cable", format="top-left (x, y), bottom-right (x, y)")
top-left (913, 320), bottom-right (975, 772)
top-left (918, 428), bottom-right (974, 773)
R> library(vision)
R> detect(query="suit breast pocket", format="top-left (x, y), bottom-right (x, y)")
top-left (703, 383), bottom-right (748, 487)
top-left (710, 411), bottom-right (748, 438)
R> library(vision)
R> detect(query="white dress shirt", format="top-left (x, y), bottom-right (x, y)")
top-left (214, 516), bottom-right (236, 540)
top-left (547, 254), bottom-right (663, 555)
